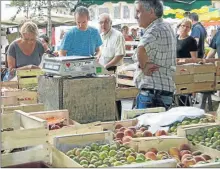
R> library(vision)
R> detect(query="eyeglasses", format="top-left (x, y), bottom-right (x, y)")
top-left (99, 20), bottom-right (110, 25)
top-left (180, 25), bottom-right (191, 29)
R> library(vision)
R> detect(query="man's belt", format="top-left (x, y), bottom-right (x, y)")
top-left (141, 88), bottom-right (173, 96)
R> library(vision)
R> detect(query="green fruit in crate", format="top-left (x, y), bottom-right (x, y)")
top-left (205, 138), bottom-right (210, 142)
top-left (187, 134), bottom-right (194, 141)
top-left (109, 157), bottom-right (117, 163)
top-left (82, 164), bottom-right (88, 168)
top-left (136, 153), bottom-right (145, 161)
top-left (127, 155), bottom-right (136, 163)
top-left (102, 164), bottom-right (109, 168)
top-left (191, 120), bottom-right (198, 124)
top-left (80, 160), bottom-right (89, 165)
top-left (216, 145), bottom-right (220, 151)
top-left (206, 143), bottom-right (212, 147)
top-left (109, 150), bottom-right (117, 157)
top-left (110, 144), bottom-right (117, 151)
top-left (91, 143), bottom-right (99, 151)
top-left (66, 149), bottom-right (75, 156)
top-left (120, 147), bottom-right (126, 152)
top-left (113, 161), bottom-right (123, 166)
top-left (200, 141), bottom-right (206, 146)
top-left (117, 151), bottom-right (124, 156)
top-left (198, 136), bottom-right (204, 142)
top-left (214, 132), bottom-right (220, 137)
top-left (90, 159), bottom-right (98, 164)
top-left (136, 157), bottom-right (145, 163)
top-left (94, 161), bottom-right (102, 167)
top-left (101, 145), bottom-right (110, 152)
top-left (210, 137), bottom-right (217, 143)
top-left (88, 164), bottom-right (96, 168)
top-left (125, 149), bottom-right (132, 157)
top-left (99, 152), bottom-right (108, 160)
top-left (207, 132), bottom-right (213, 138)
top-left (129, 148), bottom-right (135, 153)
top-left (80, 150), bottom-right (89, 157)
top-left (75, 148), bottom-right (82, 156)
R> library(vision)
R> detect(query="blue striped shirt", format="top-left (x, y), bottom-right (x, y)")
top-left (60, 26), bottom-right (102, 56)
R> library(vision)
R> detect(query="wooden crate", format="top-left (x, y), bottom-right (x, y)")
top-left (17, 69), bottom-right (44, 89)
top-left (173, 74), bottom-right (193, 84)
top-left (0, 81), bottom-right (18, 88)
top-left (129, 136), bottom-right (220, 168)
top-left (215, 61), bottom-right (220, 76)
top-left (1, 110), bottom-right (47, 150)
top-left (2, 90), bottom-right (38, 104)
top-left (215, 76), bottom-right (220, 90)
top-left (175, 83), bottom-right (193, 94)
top-left (53, 131), bottom-right (177, 168)
top-left (193, 73), bottom-right (215, 83)
top-left (1, 96), bottom-right (18, 106)
top-left (27, 109), bottom-right (103, 144)
top-left (1, 142), bottom-right (77, 168)
top-left (192, 82), bottom-right (215, 92)
top-left (115, 87), bottom-right (138, 100)
top-left (117, 70), bottom-right (135, 87)
top-left (1, 103), bottom-right (44, 114)
top-left (122, 107), bottom-right (166, 120)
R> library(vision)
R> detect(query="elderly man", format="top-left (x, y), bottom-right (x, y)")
top-left (59, 6), bottom-right (102, 57)
top-left (98, 13), bottom-right (126, 72)
top-left (133, 0), bottom-right (176, 110)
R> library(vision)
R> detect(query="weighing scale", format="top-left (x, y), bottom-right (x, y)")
top-left (42, 56), bottom-right (110, 77)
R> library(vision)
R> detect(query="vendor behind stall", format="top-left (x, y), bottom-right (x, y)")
top-left (7, 21), bottom-right (44, 70)
top-left (59, 6), bottom-right (102, 57)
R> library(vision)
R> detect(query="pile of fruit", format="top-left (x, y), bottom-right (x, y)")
top-left (65, 142), bottom-right (171, 168)
top-left (113, 124), bottom-right (167, 143)
top-left (167, 143), bottom-right (219, 167)
top-left (186, 126), bottom-right (220, 151)
top-left (168, 117), bottom-right (215, 134)
top-left (46, 117), bottom-right (67, 130)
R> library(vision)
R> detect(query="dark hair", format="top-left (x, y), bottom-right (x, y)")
top-left (189, 13), bottom-right (199, 21)
top-left (40, 34), bottom-right (49, 44)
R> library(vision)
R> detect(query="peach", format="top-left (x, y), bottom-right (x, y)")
top-left (119, 127), bottom-right (127, 132)
top-left (168, 147), bottom-right (180, 159)
top-left (155, 130), bottom-right (167, 136)
top-left (147, 148), bottom-right (158, 155)
top-left (180, 150), bottom-right (192, 158)
top-left (124, 129), bottom-right (134, 137)
top-left (128, 126), bottom-right (137, 134)
top-left (142, 130), bottom-right (153, 137)
top-left (115, 132), bottom-right (124, 140)
top-left (194, 156), bottom-right (206, 163)
top-left (145, 152), bottom-right (157, 160)
top-left (201, 154), bottom-right (211, 161)
top-left (122, 136), bottom-right (132, 143)
top-left (135, 131), bottom-right (143, 137)
top-left (115, 124), bottom-right (123, 130)
top-left (182, 157), bottom-right (196, 167)
top-left (140, 127), bottom-right (148, 132)
top-left (181, 154), bottom-right (193, 161)
top-left (179, 143), bottom-right (191, 151)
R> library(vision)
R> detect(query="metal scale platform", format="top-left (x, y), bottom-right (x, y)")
top-left (42, 56), bottom-right (109, 77)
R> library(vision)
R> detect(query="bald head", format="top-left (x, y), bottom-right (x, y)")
top-left (99, 13), bottom-right (112, 34)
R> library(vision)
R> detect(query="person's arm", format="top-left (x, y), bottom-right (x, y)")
top-left (207, 49), bottom-right (216, 58)
top-left (105, 34), bottom-right (126, 68)
top-left (58, 31), bottom-right (71, 56)
top-left (190, 51), bottom-right (197, 61)
top-left (189, 38), bottom-right (198, 61)
top-left (95, 47), bottom-right (101, 59)
top-left (191, 27), bottom-right (200, 45)
top-left (95, 29), bottom-right (103, 59)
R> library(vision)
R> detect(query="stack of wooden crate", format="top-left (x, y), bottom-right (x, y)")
top-left (215, 61), bottom-right (220, 90)
top-left (174, 63), bottom-right (216, 94)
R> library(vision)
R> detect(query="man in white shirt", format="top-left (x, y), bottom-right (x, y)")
top-left (98, 13), bottom-right (126, 72)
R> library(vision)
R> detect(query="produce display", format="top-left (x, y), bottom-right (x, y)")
top-left (186, 126), bottom-right (220, 151)
top-left (113, 124), bottom-right (167, 143)
top-left (46, 117), bottom-right (67, 130)
top-left (168, 117), bottom-right (215, 134)
top-left (65, 142), bottom-right (219, 168)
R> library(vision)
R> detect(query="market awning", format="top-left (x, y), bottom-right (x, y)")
top-left (80, 0), bottom-right (212, 11)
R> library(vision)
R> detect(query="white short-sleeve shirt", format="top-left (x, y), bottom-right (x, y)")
top-left (99, 28), bottom-right (126, 66)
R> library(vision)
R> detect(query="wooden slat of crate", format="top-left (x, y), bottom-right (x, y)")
top-left (3, 90), bottom-right (38, 104)
top-left (1, 96), bottom-right (18, 106)
top-left (215, 76), bottom-right (220, 90)
top-left (28, 109), bottom-right (70, 126)
top-left (94, 119), bottom-right (138, 131)
top-left (193, 73), bottom-right (215, 83)
top-left (1, 144), bottom-right (50, 168)
top-left (175, 65), bottom-right (194, 75)
top-left (122, 107), bottom-right (166, 120)
top-left (117, 78), bottom-right (135, 87)
top-left (192, 82), bottom-right (215, 92)
top-left (175, 83), bottom-right (193, 94)
top-left (2, 103), bottom-right (44, 114)
top-left (0, 81), bottom-right (18, 88)
top-left (173, 74), bottom-right (193, 84)
top-left (17, 69), bottom-right (44, 77)
top-left (18, 77), bottom-right (38, 89)
top-left (215, 61), bottom-right (220, 76)
top-left (116, 87), bottom-right (138, 100)
top-left (192, 64), bottom-right (216, 74)
top-left (117, 71), bottom-right (134, 77)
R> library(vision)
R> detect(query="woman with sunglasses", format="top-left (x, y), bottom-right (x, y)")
top-left (7, 21), bottom-right (45, 70)
top-left (177, 18), bottom-right (198, 60)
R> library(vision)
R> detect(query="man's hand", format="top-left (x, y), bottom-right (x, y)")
top-left (142, 62), bottom-right (160, 76)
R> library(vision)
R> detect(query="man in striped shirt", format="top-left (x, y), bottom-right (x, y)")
top-left (133, 0), bottom-right (176, 110)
